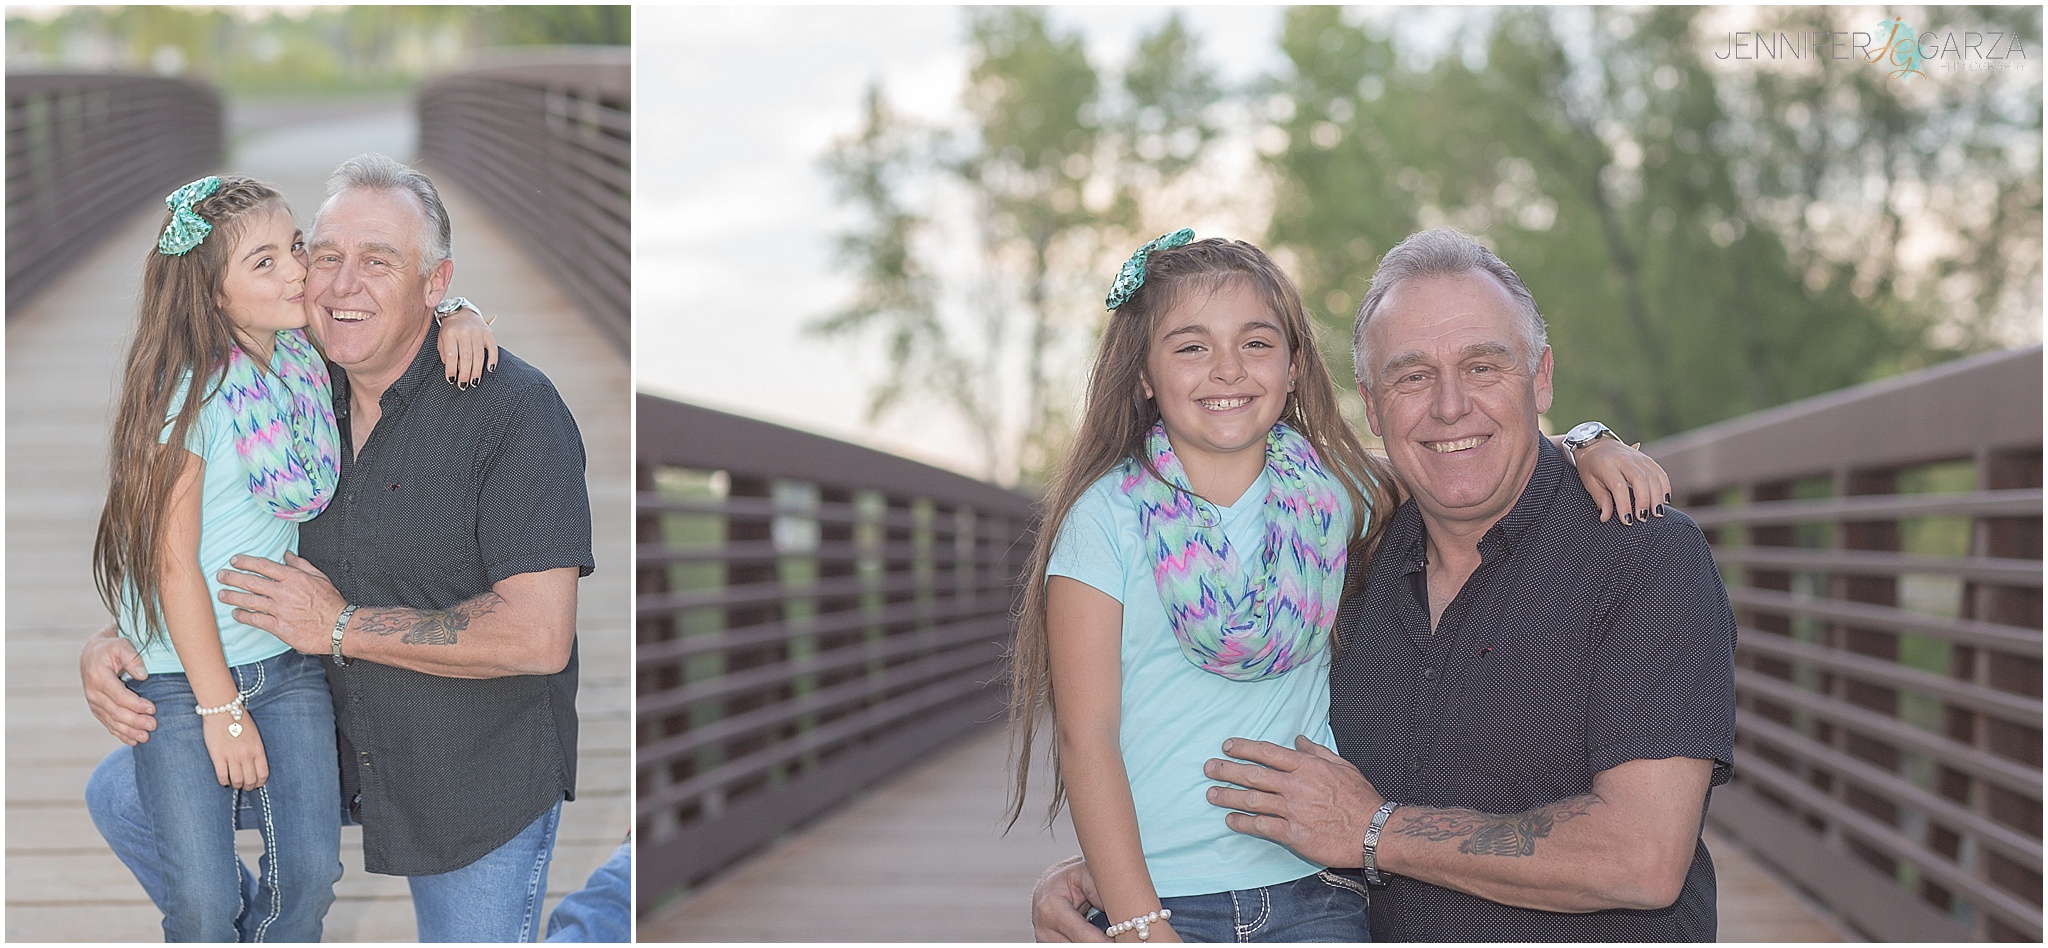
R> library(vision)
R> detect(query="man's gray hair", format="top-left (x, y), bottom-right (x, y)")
top-left (317, 153), bottom-right (453, 270)
top-left (1351, 228), bottom-right (1547, 386)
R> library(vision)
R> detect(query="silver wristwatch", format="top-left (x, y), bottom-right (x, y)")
top-left (1561, 420), bottom-right (1621, 456)
top-left (434, 296), bottom-right (481, 322)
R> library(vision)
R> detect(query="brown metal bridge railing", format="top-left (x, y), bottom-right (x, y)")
top-left (1647, 345), bottom-right (2042, 941)
top-left (417, 48), bottom-right (629, 353)
top-left (635, 395), bottom-right (1035, 908)
top-left (5, 73), bottom-right (222, 311)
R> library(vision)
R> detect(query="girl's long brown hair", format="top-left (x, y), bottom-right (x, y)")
top-left (1004, 238), bottom-right (1397, 830)
top-left (93, 175), bottom-right (288, 650)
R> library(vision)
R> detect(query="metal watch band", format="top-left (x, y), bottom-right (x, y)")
top-left (1562, 420), bottom-right (1619, 454)
top-left (433, 296), bottom-right (479, 323)
top-left (331, 604), bottom-right (358, 667)
top-left (1361, 800), bottom-right (1399, 886)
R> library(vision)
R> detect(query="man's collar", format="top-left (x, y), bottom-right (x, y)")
top-left (331, 318), bottom-right (445, 413)
top-left (1389, 434), bottom-right (1565, 567)
top-left (385, 319), bottom-right (446, 409)
top-left (1477, 435), bottom-right (1567, 559)
top-left (1381, 503), bottom-right (1429, 573)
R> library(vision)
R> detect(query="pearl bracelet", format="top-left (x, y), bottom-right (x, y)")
top-left (195, 695), bottom-right (247, 738)
top-left (1105, 908), bottom-right (1171, 941)
top-left (193, 695), bottom-right (244, 716)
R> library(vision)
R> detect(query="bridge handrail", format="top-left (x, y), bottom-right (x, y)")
top-left (5, 73), bottom-right (222, 310)
top-left (416, 48), bottom-right (628, 353)
top-left (635, 394), bottom-right (1035, 908)
top-left (1646, 345), bottom-right (2042, 942)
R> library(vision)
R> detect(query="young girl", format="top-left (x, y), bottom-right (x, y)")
top-left (1007, 232), bottom-right (1660, 942)
top-left (90, 174), bottom-right (496, 942)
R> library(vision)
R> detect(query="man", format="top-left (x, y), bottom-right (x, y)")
top-left (81, 153), bottom-right (594, 942)
top-left (1034, 228), bottom-right (1735, 940)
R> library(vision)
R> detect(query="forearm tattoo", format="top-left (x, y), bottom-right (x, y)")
top-left (1392, 795), bottom-right (1599, 857)
top-left (352, 594), bottom-right (504, 646)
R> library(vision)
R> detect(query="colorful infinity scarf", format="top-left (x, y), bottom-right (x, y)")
top-left (219, 329), bottom-right (339, 521)
top-left (1121, 421), bottom-right (1349, 681)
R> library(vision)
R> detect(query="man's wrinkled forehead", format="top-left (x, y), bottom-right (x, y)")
top-left (309, 187), bottom-right (428, 256)
top-left (1370, 272), bottom-right (1530, 353)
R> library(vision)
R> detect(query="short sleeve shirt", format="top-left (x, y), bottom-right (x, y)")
top-left (298, 322), bottom-right (594, 876)
top-left (1047, 468), bottom-right (1351, 897)
top-left (1331, 438), bottom-right (1735, 941)
top-left (119, 365), bottom-right (297, 674)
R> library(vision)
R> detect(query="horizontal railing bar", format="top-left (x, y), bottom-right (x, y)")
top-left (638, 539), bottom-right (1019, 569)
top-left (1737, 631), bottom-right (2043, 722)
top-left (637, 593), bottom-right (1013, 666)
top-left (639, 570), bottom-right (1006, 616)
top-left (1715, 546), bottom-right (2042, 588)
top-left (638, 615), bottom-right (1004, 717)
top-left (639, 638), bottom-right (1002, 759)
top-left (639, 672), bottom-right (993, 815)
top-left (1735, 714), bottom-right (2042, 868)
top-left (1688, 490), bottom-right (2041, 528)
top-left (1737, 670), bottom-right (2043, 796)
top-left (1735, 754), bottom-right (2044, 935)
top-left (1728, 587), bottom-right (2042, 657)
top-left (637, 491), bottom-right (1033, 530)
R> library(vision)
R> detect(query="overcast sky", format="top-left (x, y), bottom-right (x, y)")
top-left (634, 6), bottom-right (1297, 477)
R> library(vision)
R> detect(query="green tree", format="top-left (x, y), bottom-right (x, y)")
top-left (817, 9), bottom-right (1224, 484)
top-left (1261, 6), bottom-right (2039, 440)
top-left (4, 6), bottom-right (626, 95)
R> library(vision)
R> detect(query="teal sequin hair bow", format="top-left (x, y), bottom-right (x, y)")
top-left (1105, 228), bottom-right (1195, 311)
top-left (157, 176), bottom-right (223, 256)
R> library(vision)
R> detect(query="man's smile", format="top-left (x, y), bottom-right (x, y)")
top-left (1426, 435), bottom-right (1488, 453)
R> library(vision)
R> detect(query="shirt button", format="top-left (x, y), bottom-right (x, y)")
top-left (1421, 667), bottom-right (1438, 681)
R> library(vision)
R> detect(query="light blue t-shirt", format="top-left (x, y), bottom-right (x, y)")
top-left (1048, 466), bottom-right (1356, 897)
top-left (117, 367), bottom-right (298, 674)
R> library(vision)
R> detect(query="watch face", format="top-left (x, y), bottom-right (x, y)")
top-left (1565, 421), bottom-right (1608, 446)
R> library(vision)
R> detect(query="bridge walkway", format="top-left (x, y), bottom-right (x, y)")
top-left (642, 725), bottom-right (1859, 942)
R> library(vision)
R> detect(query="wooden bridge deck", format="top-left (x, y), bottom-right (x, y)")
top-left (4, 97), bottom-right (631, 942)
top-left (641, 725), bottom-right (1858, 942)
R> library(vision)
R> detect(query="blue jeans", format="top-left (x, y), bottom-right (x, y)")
top-left (1090, 871), bottom-right (1372, 943)
top-left (125, 648), bottom-right (342, 942)
top-left (408, 803), bottom-right (562, 942)
top-left (544, 839), bottom-right (631, 942)
top-left (87, 746), bottom-right (562, 942)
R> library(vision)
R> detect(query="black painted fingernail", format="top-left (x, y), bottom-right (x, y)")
top-left (1665, 492), bottom-right (1672, 502)
top-left (447, 376), bottom-right (456, 384)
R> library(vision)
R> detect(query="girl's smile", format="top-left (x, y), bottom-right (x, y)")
top-left (1140, 279), bottom-right (1298, 494)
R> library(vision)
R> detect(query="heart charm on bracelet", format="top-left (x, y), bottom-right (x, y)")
top-left (229, 722), bottom-right (243, 738)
